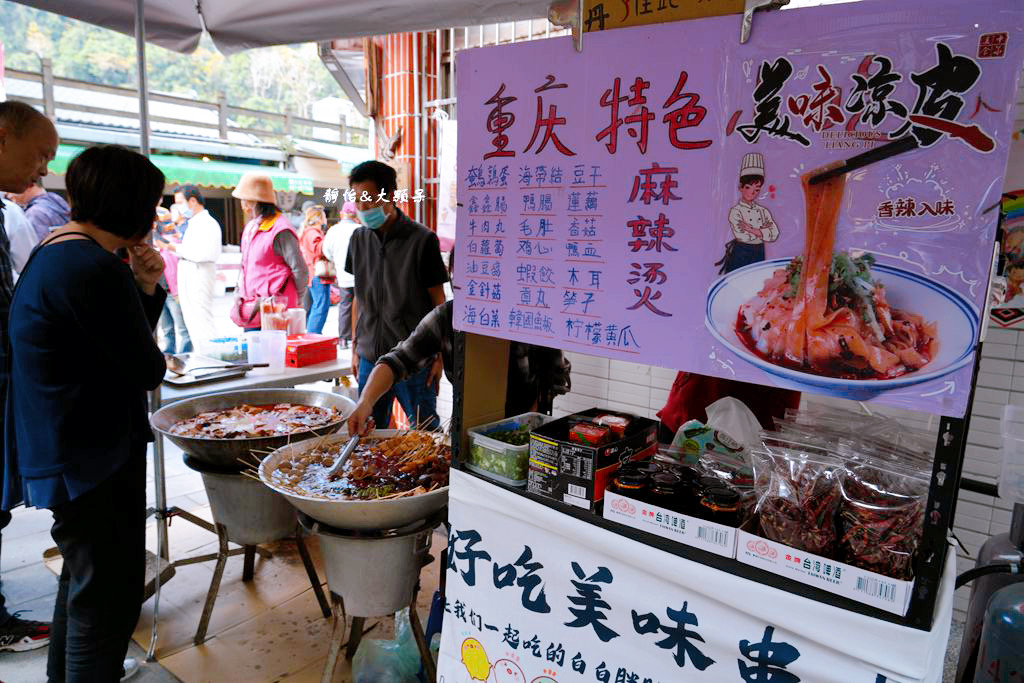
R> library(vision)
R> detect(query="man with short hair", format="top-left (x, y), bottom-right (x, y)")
top-left (158, 185), bottom-right (221, 353)
top-left (345, 161), bottom-right (447, 429)
top-left (0, 100), bottom-right (57, 653)
top-left (7, 179), bottom-right (70, 240)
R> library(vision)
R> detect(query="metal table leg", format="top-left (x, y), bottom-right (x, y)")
top-left (242, 546), bottom-right (256, 582)
top-left (409, 586), bottom-right (436, 683)
top-left (296, 535), bottom-right (331, 618)
top-left (194, 523), bottom-right (230, 646)
top-left (321, 594), bottom-right (347, 683)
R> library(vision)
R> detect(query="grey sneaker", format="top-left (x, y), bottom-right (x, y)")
top-left (121, 657), bottom-right (140, 681)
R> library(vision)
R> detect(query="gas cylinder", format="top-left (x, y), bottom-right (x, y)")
top-left (956, 504), bottom-right (1024, 682)
top-left (973, 583), bottom-right (1024, 682)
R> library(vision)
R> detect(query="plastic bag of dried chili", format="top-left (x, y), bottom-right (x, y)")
top-left (836, 450), bottom-right (928, 581)
top-left (750, 443), bottom-right (843, 556)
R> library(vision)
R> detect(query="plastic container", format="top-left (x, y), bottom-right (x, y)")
top-left (246, 330), bottom-right (287, 374)
top-left (466, 412), bottom-right (553, 486)
top-left (1000, 404), bottom-right (1024, 503)
top-left (206, 336), bottom-right (247, 362)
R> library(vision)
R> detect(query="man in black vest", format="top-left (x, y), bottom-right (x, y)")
top-left (345, 161), bottom-right (448, 429)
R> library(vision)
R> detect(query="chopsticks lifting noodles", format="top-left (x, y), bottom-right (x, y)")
top-left (807, 136), bottom-right (919, 186)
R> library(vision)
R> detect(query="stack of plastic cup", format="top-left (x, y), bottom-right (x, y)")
top-left (245, 330), bottom-right (287, 374)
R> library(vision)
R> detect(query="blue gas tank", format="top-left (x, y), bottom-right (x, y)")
top-left (974, 582), bottom-right (1024, 682)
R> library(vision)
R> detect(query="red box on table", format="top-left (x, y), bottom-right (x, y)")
top-left (285, 334), bottom-right (338, 367)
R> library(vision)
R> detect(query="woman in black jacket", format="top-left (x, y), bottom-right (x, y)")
top-left (3, 145), bottom-right (167, 681)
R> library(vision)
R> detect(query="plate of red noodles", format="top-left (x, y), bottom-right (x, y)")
top-left (705, 171), bottom-right (979, 399)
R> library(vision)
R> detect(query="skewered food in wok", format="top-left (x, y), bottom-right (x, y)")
top-left (269, 430), bottom-right (450, 500)
top-left (168, 403), bottom-right (343, 439)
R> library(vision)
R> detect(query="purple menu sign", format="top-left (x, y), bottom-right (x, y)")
top-left (454, 0), bottom-right (1024, 417)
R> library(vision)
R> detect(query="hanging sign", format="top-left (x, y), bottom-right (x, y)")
top-left (453, 0), bottom-right (1024, 418)
top-left (580, 0), bottom-right (744, 32)
top-left (438, 119), bottom-right (459, 251)
top-left (438, 471), bottom-right (954, 683)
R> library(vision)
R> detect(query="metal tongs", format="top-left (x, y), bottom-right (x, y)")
top-left (326, 434), bottom-right (360, 480)
top-left (164, 354), bottom-right (268, 377)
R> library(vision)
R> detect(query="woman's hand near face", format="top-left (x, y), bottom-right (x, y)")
top-left (130, 244), bottom-right (165, 295)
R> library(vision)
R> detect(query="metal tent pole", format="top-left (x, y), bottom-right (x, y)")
top-left (135, 0), bottom-right (151, 157)
top-left (133, 0), bottom-right (169, 662)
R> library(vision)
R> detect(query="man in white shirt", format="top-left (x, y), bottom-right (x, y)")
top-left (321, 201), bottom-right (359, 346)
top-left (717, 152), bottom-right (779, 274)
top-left (1, 195), bottom-right (40, 279)
top-left (159, 185), bottom-right (221, 353)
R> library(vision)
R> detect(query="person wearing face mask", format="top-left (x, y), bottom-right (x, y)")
top-left (171, 187), bottom-right (192, 236)
top-left (344, 161), bottom-right (448, 429)
top-left (157, 185), bottom-right (221, 353)
top-left (230, 172), bottom-right (308, 330)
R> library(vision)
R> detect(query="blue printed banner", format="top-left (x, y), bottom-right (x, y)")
top-left (438, 470), bottom-right (954, 682)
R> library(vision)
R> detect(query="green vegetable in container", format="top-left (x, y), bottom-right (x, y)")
top-left (469, 444), bottom-right (529, 481)
top-left (487, 425), bottom-right (532, 446)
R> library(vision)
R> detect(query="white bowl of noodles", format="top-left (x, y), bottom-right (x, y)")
top-left (705, 257), bottom-right (980, 400)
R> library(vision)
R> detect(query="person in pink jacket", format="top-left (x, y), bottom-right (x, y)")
top-left (299, 205), bottom-right (330, 334)
top-left (230, 172), bottom-right (308, 330)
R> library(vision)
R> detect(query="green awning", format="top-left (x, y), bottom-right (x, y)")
top-left (51, 145), bottom-right (314, 194)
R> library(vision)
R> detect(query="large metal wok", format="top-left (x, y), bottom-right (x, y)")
top-left (259, 430), bottom-right (449, 531)
top-left (151, 388), bottom-right (356, 469)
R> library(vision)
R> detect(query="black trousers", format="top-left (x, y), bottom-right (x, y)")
top-left (0, 509), bottom-right (11, 626)
top-left (47, 449), bottom-right (146, 683)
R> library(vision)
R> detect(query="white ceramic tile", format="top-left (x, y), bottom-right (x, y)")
top-left (953, 513), bottom-right (992, 535)
top-left (609, 360), bottom-right (651, 383)
top-left (969, 415), bottom-right (1002, 435)
top-left (570, 375), bottom-right (611, 399)
top-left (612, 381), bottom-right (651, 408)
top-left (979, 372), bottom-right (1013, 390)
top-left (975, 387), bottom-right (1011, 404)
top-left (980, 357), bottom-right (1015, 376)
top-left (650, 366), bottom-right (679, 384)
top-left (964, 444), bottom-right (1002, 464)
top-left (958, 489), bottom-right (998, 506)
top-left (982, 342), bottom-right (1017, 360)
top-left (967, 430), bottom-right (1002, 449)
top-left (971, 401), bottom-right (1006, 420)
top-left (649, 387), bottom-right (671, 410)
top-left (984, 328), bottom-right (1019, 345)
top-left (962, 459), bottom-right (1000, 480)
top-left (956, 500), bottom-right (995, 521)
top-left (991, 508), bottom-right (1012, 527)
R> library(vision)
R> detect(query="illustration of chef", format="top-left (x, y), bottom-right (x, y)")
top-left (716, 152), bottom-right (779, 274)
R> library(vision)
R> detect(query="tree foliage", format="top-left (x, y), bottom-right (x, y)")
top-left (0, 0), bottom-right (344, 119)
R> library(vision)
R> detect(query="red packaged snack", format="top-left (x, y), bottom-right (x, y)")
top-left (594, 414), bottom-right (631, 439)
top-left (569, 422), bottom-right (612, 447)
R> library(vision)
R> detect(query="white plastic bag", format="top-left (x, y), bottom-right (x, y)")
top-left (705, 397), bottom-right (762, 450)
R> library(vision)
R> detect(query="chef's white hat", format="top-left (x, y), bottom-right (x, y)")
top-left (740, 152), bottom-right (765, 178)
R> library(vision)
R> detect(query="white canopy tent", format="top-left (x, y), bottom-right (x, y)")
top-left (11, 0), bottom-right (554, 55)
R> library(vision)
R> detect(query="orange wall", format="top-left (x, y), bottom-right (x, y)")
top-left (378, 32), bottom-right (438, 230)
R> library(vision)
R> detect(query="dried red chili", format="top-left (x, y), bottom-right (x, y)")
top-left (751, 448), bottom-right (843, 556)
top-left (838, 461), bottom-right (927, 581)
